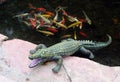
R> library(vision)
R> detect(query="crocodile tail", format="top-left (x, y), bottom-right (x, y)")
top-left (83, 34), bottom-right (112, 50)
top-left (104, 34), bottom-right (112, 46)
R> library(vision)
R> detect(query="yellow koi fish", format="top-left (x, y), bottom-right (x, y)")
top-left (35, 14), bottom-right (51, 24)
top-left (52, 20), bottom-right (67, 29)
top-left (53, 10), bottom-right (59, 21)
top-left (82, 10), bottom-right (92, 25)
top-left (61, 34), bottom-right (72, 39)
top-left (13, 13), bottom-right (29, 18)
top-left (41, 14), bottom-right (51, 18)
top-left (66, 15), bottom-right (79, 22)
top-left (22, 21), bottom-right (31, 26)
top-left (68, 21), bottom-right (81, 29)
top-left (74, 30), bottom-right (77, 40)
top-left (79, 23), bottom-right (82, 29)
top-left (53, 6), bottom-right (67, 21)
top-left (37, 30), bottom-right (54, 36)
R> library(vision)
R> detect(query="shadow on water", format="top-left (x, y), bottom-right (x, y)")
top-left (0, 0), bottom-right (120, 66)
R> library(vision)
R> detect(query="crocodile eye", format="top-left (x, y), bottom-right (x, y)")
top-left (41, 51), bottom-right (46, 56)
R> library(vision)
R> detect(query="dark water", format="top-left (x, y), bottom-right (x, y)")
top-left (0, 0), bottom-right (120, 66)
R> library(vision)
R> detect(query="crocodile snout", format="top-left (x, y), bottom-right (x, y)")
top-left (28, 55), bottom-right (34, 60)
top-left (28, 53), bottom-right (42, 60)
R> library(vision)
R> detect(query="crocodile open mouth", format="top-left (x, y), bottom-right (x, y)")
top-left (29, 58), bottom-right (42, 68)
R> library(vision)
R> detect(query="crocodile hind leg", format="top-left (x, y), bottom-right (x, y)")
top-left (79, 47), bottom-right (94, 59)
top-left (30, 44), bottom-right (47, 54)
top-left (52, 56), bottom-right (63, 73)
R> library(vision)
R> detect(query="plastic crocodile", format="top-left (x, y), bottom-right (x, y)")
top-left (28, 34), bottom-right (112, 73)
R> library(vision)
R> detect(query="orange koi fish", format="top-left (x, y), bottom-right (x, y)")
top-left (36, 8), bottom-right (46, 12)
top-left (45, 11), bottom-right (55, 17)
top-left (29, 19), bottom-right (36, 29)
top-left (47, 27), bottom-right (58, 33)
top-left (79, 32), bottom-right (88, 38)
top-left (28, 3), bottom-right (46, 12)
top-left (80, 19), bottom-right (87, 23)
top-left (28, 3), bottom-right (36, 9)
top-left (30, 10), bottom-right (35, 14)
top-left (40, 20), bottom-right (45, 26)
top-left (59, 17), bottom-right (66, 24)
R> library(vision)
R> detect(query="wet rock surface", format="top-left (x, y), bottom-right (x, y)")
top-left (0, 34), bottom-right (120, 82)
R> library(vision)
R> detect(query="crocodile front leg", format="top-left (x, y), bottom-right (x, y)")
top-left (30, 44), bottom-right (47, 54)
top-left (52, 56), bottom-right (63, 73)
top-left (79, 47), bottom-right (94, 59)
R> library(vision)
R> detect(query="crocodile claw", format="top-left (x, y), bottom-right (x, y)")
top-left (89, 53), bottom-right (94, 59)
top-left (52, 66), bottom-right (60, 73)
top-left (29, 58), bottom-right (42, 68)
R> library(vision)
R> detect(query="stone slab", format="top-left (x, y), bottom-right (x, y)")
top-left (0, 33), bottom-right (119, 82)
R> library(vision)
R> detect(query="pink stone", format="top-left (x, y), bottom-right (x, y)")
top-left (0, 34), bottom-right (8, 41)
top-left (0, 33), bottom-right (120, 82)
top-left (0, 75), bottom-right (15, 82)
